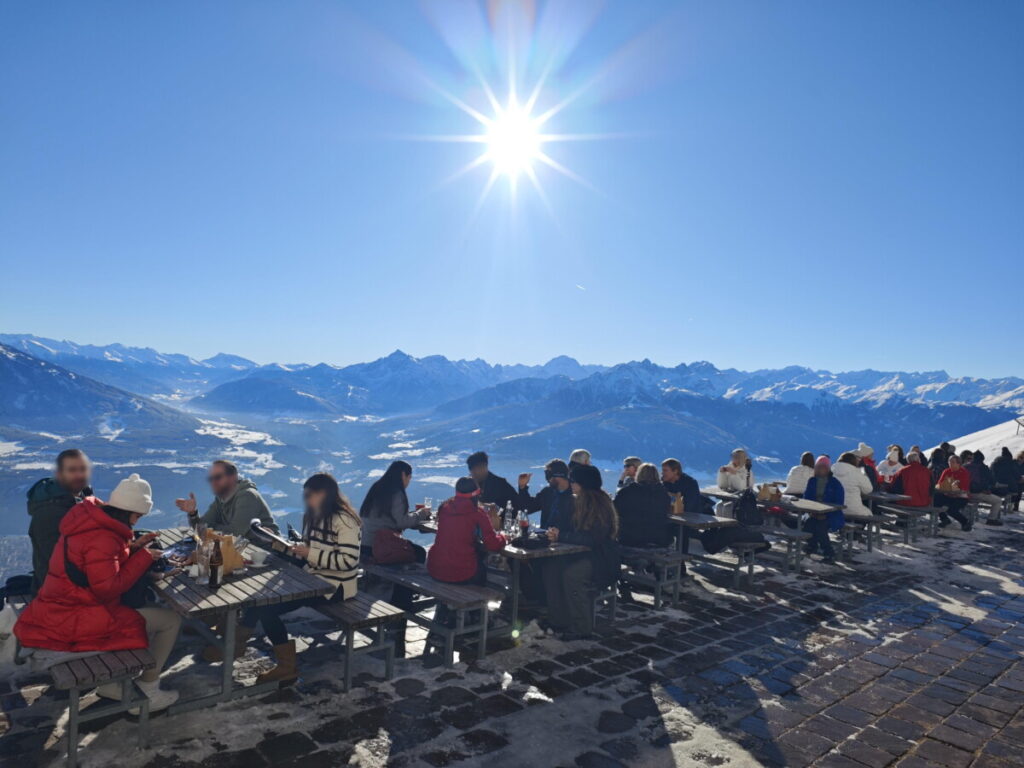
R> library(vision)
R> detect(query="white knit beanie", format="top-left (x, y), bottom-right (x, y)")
top-left (108, 473), bottom-right (153, 516)
top-left (854, 442), bottom-right (874, 458)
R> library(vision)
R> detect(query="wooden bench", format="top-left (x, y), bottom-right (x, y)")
top-left (840, 512), bottom-right (886, 553)
top-left (48, 649), bottom-right (155, 768)
top-left (747, 525), bottom-right (812, 573)
top-left (877, 505), bottom-right (928, 543)
top-left (364, 563), bottom-right (503, 667)
top-left (619, 546), bottom-right (684, 608)
top-left (315, 593), bottom-right (406, 691)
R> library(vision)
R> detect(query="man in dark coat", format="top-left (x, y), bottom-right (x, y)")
top-left (28, 449), bottom-right (93, 594)
top-left (660, 458), bottom-right (704, 516)
top-left (517, 459), bottom-right (575, 530)
top-left (467, 451), bottom-right (518, 522)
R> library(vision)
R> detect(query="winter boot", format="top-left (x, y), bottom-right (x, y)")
top-left (201, 625), bottom-right (253, 663)
top-left (255, 641), bottom-right (298, 685)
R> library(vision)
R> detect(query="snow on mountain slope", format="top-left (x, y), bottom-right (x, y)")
top-left (941, 417), bottom-right (1024, 458)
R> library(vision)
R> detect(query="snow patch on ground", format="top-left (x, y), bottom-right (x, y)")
top-left (195, 420), bottom-right (283, 446)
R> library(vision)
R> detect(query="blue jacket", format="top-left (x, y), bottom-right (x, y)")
top-left (803, 475), bottom-right (846, 531)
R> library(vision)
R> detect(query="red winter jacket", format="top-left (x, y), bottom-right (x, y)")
top-left (892, 462), bottom-right (933, 507)
top-left (15, 499), bottom-right (153, 652)
top-left (427, 493), bottom-right (506, 584)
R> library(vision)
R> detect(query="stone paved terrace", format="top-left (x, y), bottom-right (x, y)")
top-left (2, 520), bottom-right (1024, 768)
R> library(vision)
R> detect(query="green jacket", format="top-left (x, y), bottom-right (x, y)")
top-left (28, 477), bottom-right (91, 593)
top-left (197, 478), bottom-right (278, 537)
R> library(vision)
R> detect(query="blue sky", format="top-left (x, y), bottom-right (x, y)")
top-left (2, 1), bottom-right (1021, 377)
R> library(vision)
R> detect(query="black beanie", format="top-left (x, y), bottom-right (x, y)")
top-left (570, 464), bottom-right (602, 491)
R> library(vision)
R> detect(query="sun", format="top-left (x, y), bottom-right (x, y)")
top-left (483, 99), bottom-right (542, 179)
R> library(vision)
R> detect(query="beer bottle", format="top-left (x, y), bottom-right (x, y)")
top-left (209, 540), bottom-right (224, 590)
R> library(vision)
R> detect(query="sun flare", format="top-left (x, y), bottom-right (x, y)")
top-left (483, 100), bottom-right (542, 179)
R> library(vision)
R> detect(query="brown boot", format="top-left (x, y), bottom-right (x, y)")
top-left (201, 625), bottom-right (253, 663)
top-left (255, 641), bottom-right (298, 685)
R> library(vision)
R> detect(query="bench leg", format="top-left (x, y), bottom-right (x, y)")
top-left (608, 588), bottom-right (617, 624)
top-left (446, 612), bottom-right (460, 668)
top-left (909, 516), bottom-right (919, 543)
top-left (653, 565), bottom-right (663, 609)
top-left (220, 609), bottom-right (237, 701)
top-left (122, 677), bottom-right (149, 749)
top-left (732, 559), bottom-right (741, 590)
top-left (902, 519), bottom-right (911, 545)
top-left (67, 687), bottom-right (80, 768)
top-left (746, 550), bottom-right (755, 588)
top-left (477, 603), bottom-right (489, 661)
top-left (343, 627), bottom-right (355, 692)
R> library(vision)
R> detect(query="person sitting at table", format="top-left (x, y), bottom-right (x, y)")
top-left (175, 459), bottom-right (278, 537)
top-left (784, 452), bottom-right (815, 497)
top-left (544, 465), bottom-right (620, 640)
top-left (891, 451), bottom-right (933, 508)
top-left (517, 459), bottom-right (575, 530)
top-left (618, 456), bottom-right (642, 489)
top-left (966, 450), bottom-right (1004, 526)
top-left (359, 460), bottom-right (429, 657)
top-left (802, 456), bottom-right (845, 564)
top-left (614, 463), bottom-right (672, 547)
top-left (832, 452), bottom-right (873, 517)
top-left (888, 444), bottom-right (908, 466)
top-left (212, 473), bottom-right (361, 684)
top-left (928, 447), bottom-right (949, 484)
top-left (934, 454), bottom-right (973, 531)
top-left (466, 451), bottom-right (518, 522)
top-left (876, 450), bottom-right (903, 488)
top-left (852, 443), bottom-right (880, 491)
top-left (15, 473), bottom-right (182, 712)
top-left (992, 447), bottom-right (1020, 516)
top-left (661, 458), bottom-right (705, 516)
top-left (568, 448), bottom-right (592, 474)
top-left (27, 448), bottom-right (94, 595)
top-left (717, 449), bottom-right (754, 493)
top-left (427, 477), bottom-right (507, 633)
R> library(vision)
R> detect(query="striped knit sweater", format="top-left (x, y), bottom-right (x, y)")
top-left (305, 512), bottom-right (361, 600)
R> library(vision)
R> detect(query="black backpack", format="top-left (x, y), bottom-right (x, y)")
top-left (734, 490), bottom-right (763, 527)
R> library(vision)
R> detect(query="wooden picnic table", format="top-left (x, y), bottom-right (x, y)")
top-left (152, 528), bottom-right (332, 713)
top-left (407, 519), bottom-right (589, 632)
top-left (775, 496), bottom-right (843, 517)
top-left (501, 541), bottom-right (590, 630)
top-left (866, 491), bottom-right (911, 505)
top-left (667, 512), bottom-right (737, 555)
top-left (699, 486), bottom-right (742, 502)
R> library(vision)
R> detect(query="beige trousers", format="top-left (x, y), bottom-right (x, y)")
top-left (136, 606), bottom-right (182, 682)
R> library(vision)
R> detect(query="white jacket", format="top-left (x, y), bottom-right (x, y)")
top-left (717, 465), bottom-right (754, 492)
top-left (785, 465), bottom-right (814, 495)
top-left (832, 462), bottom-right (873, 516)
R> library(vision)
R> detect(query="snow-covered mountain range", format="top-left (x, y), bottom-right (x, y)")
top-left (0, 332), bottom-right (1020, 538)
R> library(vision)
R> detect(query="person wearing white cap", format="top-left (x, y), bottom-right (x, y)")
top-left (852, 443), bottom-right (880, 492)
top-left (14, 473), bottom-right (182, 713)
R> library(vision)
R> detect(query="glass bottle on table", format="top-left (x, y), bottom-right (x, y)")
top-left (208, 539), bottom-right (223, 590)
top-left (517, 509), bottom-right (531, 539)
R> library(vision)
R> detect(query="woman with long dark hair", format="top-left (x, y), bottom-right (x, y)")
top-left (543, 464), bottom-right (620, 639)
top-left (359, 460), bottom-right (428, 657)
top-left (359, 460), bottom-right (427, 555)
top-left (207, 472), bottom-right (361, 685)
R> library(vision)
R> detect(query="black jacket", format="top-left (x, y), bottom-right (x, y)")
top-left (478, 472), bottom-right (519, 516)
top-left (518, 484), bottom-right (575, 531)
top-left (614, 482), bottom-right (672, 547)
top-left (967, 459), bottom-right (995, 493)
top-left (27, 478), bottom-right (91, 594)
top-left (663, 473), bottom-right (705, 517)
top-left (991, 454), bottom-right (1020, 495)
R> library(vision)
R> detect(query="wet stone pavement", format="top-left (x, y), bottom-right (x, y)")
top-left (2, 522), bottom-right (1024, 767)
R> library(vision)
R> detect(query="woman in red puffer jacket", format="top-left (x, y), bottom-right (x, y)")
top-left (427, 477), bottom-right (507, 584)
top-left (15, 473), bottom-right (181, 711)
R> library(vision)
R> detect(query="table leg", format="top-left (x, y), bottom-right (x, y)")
top-left (220, 609), bottom-right (236, 702)
top-left (510, 558), bottom-right (521, 632)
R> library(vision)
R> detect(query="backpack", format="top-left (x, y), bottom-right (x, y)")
top-left (734, 490), bottom-right (763, 527)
